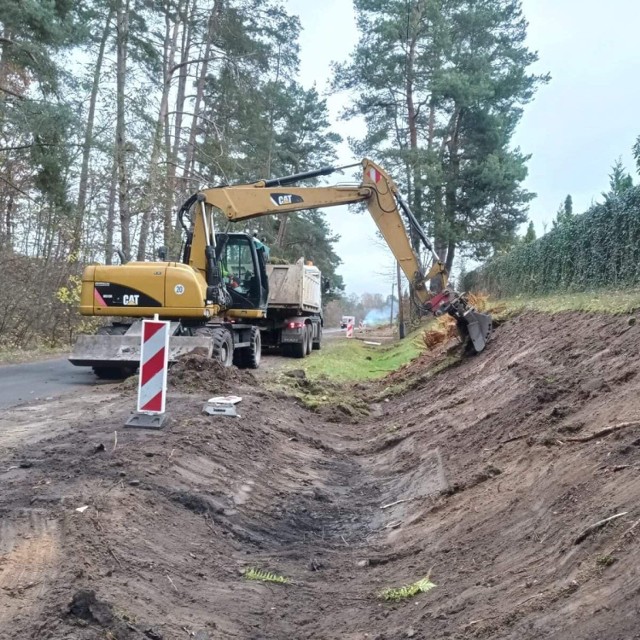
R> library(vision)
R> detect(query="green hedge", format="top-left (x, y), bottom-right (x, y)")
top-left (463, 186), bottom-right (640, 296)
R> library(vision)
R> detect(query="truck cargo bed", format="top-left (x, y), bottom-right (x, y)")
top-left (266, 262), bottom-right (321, 314)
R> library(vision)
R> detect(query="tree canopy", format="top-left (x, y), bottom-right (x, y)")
top-left (0, 0), bottom-right (344, 292)
top-left (333, 0), bottom-right (548, 275)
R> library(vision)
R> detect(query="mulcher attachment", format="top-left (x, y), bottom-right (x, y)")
top-left (425, 291), bottom-right (493, 354)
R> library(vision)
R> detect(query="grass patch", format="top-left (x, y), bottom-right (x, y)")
top-left (243, 568), bottom-right (290, 584)
top-left (379, 576), bottom-right (436, 602)
top-left (271, 332), bottom-right (426, 413)
top-left (283, 333), bottom-right (425, 384)
top-left (596, 555), bottom-right (617, 567)
top-left (499, 288), bottom-right (640, 315)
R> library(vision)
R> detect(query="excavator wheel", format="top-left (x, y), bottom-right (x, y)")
top-left (234, 326), bottom-right (261, 369)
top-left (91, 324), bottom-right (136, 379)
top-left (195, 325), bottom-right (234, 367)
top-left (212, 328), bottom-right (234, 367)
top-left (92, 365), bottom-right (136, 380)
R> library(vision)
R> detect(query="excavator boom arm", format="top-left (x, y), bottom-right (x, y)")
top-left (199, 159), bottom-right (444, 303)
top-left (190, 158), bottom-right (492, 353)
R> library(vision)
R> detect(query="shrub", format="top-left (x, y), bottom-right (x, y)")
top-left (463, 187), bottom-right (640, 296)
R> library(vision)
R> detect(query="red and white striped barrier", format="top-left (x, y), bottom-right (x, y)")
top-left (138, 318), bottom-right (170, 413)
top-left (346, 321), bottom-right (354, 338)
top-left (126, 317), bottom-right (170, 428)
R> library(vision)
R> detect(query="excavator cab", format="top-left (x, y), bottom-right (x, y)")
top-left (215, 232), bottom-right (269, 312)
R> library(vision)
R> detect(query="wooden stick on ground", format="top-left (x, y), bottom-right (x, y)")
top-left (574, 512), bottom-right (628, 545)
top-left (567, 421), bottom-right (640, 443)
top-left (381, 498), bottom-right (410, 510)
top-left (166, 575), bottom-right (179, 592)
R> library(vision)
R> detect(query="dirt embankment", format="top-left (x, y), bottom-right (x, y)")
top-left (1, 311), bottom-right (640, 639)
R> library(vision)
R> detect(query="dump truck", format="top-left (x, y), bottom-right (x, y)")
top-left (261, 259), bottom-right (323, 358)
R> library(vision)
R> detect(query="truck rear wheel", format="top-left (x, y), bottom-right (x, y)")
top-left (234, 326), bottom-right (261, 369)
top-left (288, 337), bottom-right (307, 359)
top-left (305, 325), bottom-right (313, 355)
top-left (312, 325), bottom-right (322, 350)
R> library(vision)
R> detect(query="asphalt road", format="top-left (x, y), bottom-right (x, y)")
top-left (0, 329), bottom-right (348, 412)
top-left (0, 358), bottom-right (102, 411)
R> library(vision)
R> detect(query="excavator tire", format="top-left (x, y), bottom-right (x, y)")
top-left (92, 324), bottom-right (136, 379)
top-left (312, 325), bottom-right (322, 350)
top-left (234, 326), bottom-right (261, 369)
top-left (92, 365), bottom-right (135, 380)
top-left (195, 325), bottom-right (234, 367)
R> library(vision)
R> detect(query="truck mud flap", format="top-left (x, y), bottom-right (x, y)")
top-left (69, 335), bottom-right (213, 367)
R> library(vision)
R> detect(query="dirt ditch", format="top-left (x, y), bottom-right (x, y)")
top-left (1, 311), bottom-right (640, 639)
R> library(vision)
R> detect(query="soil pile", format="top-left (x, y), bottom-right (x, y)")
top-left (168, 354), bottom-right (256, 392)
top-left (1, 310), bottom-right (640, 639)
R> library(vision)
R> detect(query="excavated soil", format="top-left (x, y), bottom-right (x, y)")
top-left (168, 354), bottom-right (257, 393)
top-left (2, 311), bottom-right (640, 639)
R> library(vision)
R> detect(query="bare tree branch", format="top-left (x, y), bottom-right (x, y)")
top-left (0, 85), bottom-right (24, 100)
top-left (0, 174), bottom-right (34, 200)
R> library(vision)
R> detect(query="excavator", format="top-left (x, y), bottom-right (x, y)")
top-left (69, 159), bottom-right (492, 378)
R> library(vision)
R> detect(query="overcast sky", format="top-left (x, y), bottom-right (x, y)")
top-left (285, 0), bottom-right (640, 296)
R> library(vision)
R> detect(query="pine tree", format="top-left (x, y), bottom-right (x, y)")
top-left (553, 194), bottom-right (573, 228)
top-left (523, 221), bottom-right (536, 244)
top-left (602, 157), bottom-right (633, 201)
top-left (334, 0), bottom-right (548, 279)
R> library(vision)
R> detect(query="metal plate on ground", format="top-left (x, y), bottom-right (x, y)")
top-left (125, 413), bottom-right (169, 429)
top-left (202, 403), bottom-right (238, 417)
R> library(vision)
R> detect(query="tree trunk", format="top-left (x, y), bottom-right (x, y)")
top-left (183, 0), bottom-right (223, 191)
top-left (432, 106), bottom-right (462, 287)
top-left (405, 32), bottom-right (430, 259)
top-left (137, 7), bottom-right (180, 261)
top-left (0, 27), bottom-right (12, 105)
top-left (115, 0), bottom-right (130, 260)
top-left (165, 0), bottom-right (194, 251)
top-left (445, 240), bottom-right (455, 274)
top-left (72, 8), bottom-right (114, 261)
top-left (5, 189), bottom-right (13, 250)
top-left (443, 107), bottom-right (463, 274)
top-left (105, 156), bottom-right (118, 264)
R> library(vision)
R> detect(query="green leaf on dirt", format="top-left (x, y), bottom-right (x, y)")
top-left (379, 576), bottom-right (436, 602)
top-left (243, 568), bottom-right (290, 584)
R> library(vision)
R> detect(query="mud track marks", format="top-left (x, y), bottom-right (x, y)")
top-left (0, 513), bottom-right (60, 628)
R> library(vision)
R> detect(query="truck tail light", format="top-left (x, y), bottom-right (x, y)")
top-left (287, 321), bottom-right (305, 329)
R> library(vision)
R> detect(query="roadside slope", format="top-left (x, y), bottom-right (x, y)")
top-left (0, 311), bottom-right (639, 639)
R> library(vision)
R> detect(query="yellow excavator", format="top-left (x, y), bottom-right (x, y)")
top-left (69, 159), bottom-right (491, 377)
